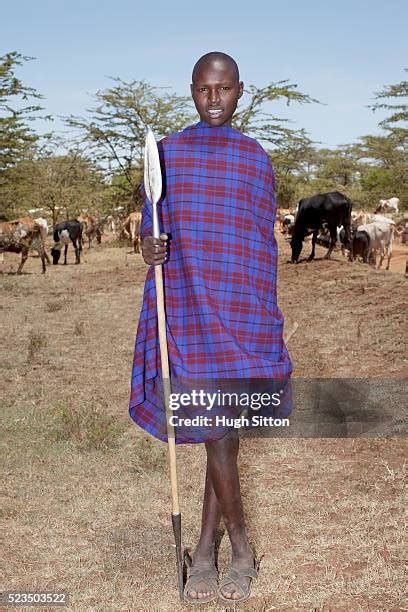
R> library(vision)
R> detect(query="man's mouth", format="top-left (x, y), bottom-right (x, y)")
top-left (207, 108), bottom-right (223, 118)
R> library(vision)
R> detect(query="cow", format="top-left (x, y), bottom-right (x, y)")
top-left (355, 221), bottom-right (395, 270)
top-left (51, 220), bottom-right (82, 265)
top-left (316, 224), bottom-right (349, 258)
top-left (368, 213), bottom-right (395, 225)
top-left (16, 217), bottom-right (51, 264)
top-left (290, 191), bottom-right (353, 263)
top-left (105, 208), bottom-right (127, 235)
top-left (350, 229), bottom-right (371, 264)
top-left (105, 215), bottom-right (118, 234)
top-left (78, 214), bottom-right (100, 249)
top-left (376, 197), bottom-right (399, 214)
top-left (281, 214), bottom-right (295, 235)
top-left (123, 211), bottom-right (142, 253)
top-left (0, 218), bottom-right (47, 273)
top-left (351, 211), bottom-right (368, 228)
top-left (276, 208), bottom-right (294, 231)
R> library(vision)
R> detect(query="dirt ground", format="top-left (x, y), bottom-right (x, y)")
top-left (1, 233), bottom-right (406, 610)
top-left (389, 244), bottom-right (407, 274)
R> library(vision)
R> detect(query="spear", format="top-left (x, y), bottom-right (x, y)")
top-left (144, 127), bottom-right (184, 600)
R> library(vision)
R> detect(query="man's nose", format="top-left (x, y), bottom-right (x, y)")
top-left (209, 88), bottom-right (220, 104)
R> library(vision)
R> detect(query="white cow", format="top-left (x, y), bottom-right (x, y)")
top-left (376, 197), bottom-right (399, 214)
top-left (357, 221), bottom-right (395, 270)
top-left (368, 213), bottom-right (396, 225)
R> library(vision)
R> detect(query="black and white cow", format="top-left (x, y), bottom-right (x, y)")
top-left (290, 191), bottom-right (353, 263)
top-left (282, 214), bottom-right (295, 235)
top-left (51, 220), bottom-right (82, 265)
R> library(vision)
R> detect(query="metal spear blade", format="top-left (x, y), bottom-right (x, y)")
top-left (144, 127), bottom-right (163, 239)
top-left (144, 127), bottom-right (162, 205)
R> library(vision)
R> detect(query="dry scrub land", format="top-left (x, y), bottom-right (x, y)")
top-left (1, 235), bottom-right (406, 610)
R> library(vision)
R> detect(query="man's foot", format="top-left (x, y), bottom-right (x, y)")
top-left (184, 549), bottom-right (218, 603)
top-left (218, 553), bottom-right (257, 602)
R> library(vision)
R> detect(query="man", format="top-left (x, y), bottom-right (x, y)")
top-left (130, 51), bottom-right (292, 603)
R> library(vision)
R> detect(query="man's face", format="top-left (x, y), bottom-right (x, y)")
top-left (190, 60), bottom-right (244, 127)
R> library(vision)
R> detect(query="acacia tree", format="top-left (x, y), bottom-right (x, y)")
top-left (65, 79), bottom-right (194, 209)
top-left (269, 129), bottom-right (317, 207)
top-left (3, 138), bottom-right (107, 225)
top-left (232, 81), bottom-right (320, 208)
top-left (369, 70), bottom-right (407, 137)
top-left (233, 80), bottom-right (319, 146)
top-left (33, 149), bottom-right (107, 226)
top-left (360, 73), bottom-right (408, 209)
top-left (313, 146), bottom-right (360, 188)
top-left (0, 52), bottom-right (53, 218)
top-left (65, 77), bottom-right (319, 210)
top-left (0, 51), bottom-right (50, 170)
top-left (352, 134), bottom-right (407, 209)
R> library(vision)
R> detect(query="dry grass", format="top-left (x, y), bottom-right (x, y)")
top-left (46, 300), bottom-right (64, 313)
top-left (74, 321), bottom-right (86, 336)
top-left (0, 237), bottom-right (406, 610)
top-left (27, 329), bottom-right (48, 364)
top-left (50, 402), bottom-right (125, 451)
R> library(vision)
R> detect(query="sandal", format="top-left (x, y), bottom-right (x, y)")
top-left (218, 564), bottom-right (258, 604)
top-left (183, 564), bottom-right (219, 604)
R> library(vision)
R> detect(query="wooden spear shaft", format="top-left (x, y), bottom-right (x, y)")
top-left (154, 261), bottom-right (180, 514)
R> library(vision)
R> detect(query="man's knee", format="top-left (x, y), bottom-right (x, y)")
top-left (205, 430), bottom-right (239, 462)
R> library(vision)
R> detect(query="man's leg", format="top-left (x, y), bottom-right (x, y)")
top-left (206, 431), bottom-right (254, 600)
top-left (186, 464), bottom-right (222, 600)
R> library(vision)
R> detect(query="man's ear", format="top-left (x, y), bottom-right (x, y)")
top-left (237, 81), bottom-right (244, 99)
top-left (190, 83), bottom-right (193, 95)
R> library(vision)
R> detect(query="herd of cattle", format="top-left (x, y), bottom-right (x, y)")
top-left (0, 193), bottom-right (406, 274)
top-left (0, 211), bottom-right (142, 273)
top-left (277, 193), bottom-right (406, 270)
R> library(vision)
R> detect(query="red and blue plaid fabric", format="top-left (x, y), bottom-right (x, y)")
top-left (129, 121), bottom-right (292, 443)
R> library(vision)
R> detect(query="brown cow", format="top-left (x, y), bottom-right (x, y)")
top-left (0, 218), bottom-right (48, 273)
top-left (123, 211), bottom-right (142, 253)
top-left (78, 214), bottom-right (101, 249)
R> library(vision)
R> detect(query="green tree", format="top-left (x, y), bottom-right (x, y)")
top-left (65, 77), bottom-right (319, 211)
top-left (65, 79), bottom-right (194, 209)
top-left (354, 133), bottom-right (407, 209)
top-left (313, 146), bottom-right (360, 189)
top-left (369, 70), bottom-right (408, 135)
top-left (0, 51), bottom-right (50, 170)
top-left (1, 139), bottom-right (107, 225)
top-left (269, 129), bottom-right (317, 207)
top-left (233, 80), bottom-right (320, 147)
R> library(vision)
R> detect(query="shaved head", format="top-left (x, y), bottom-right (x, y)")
top-left (190, 51), bottom-right (243, 127)
top-left (192, 52), bottom-right (239, 83)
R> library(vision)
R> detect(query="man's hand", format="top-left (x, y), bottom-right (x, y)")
top-left (141, 234), bottom-right (168, 265)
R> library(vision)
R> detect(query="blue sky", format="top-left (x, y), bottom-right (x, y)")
top-left (2, 0), bottom-right (407, 148)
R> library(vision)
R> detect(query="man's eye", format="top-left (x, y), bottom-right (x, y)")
top-left (221, 87), bottom-right (230, 90)
top-left (199, 87), bottom-right (207, 92)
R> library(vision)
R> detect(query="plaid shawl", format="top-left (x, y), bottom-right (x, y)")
top-left (129, 121), bottom-right (292, 444)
